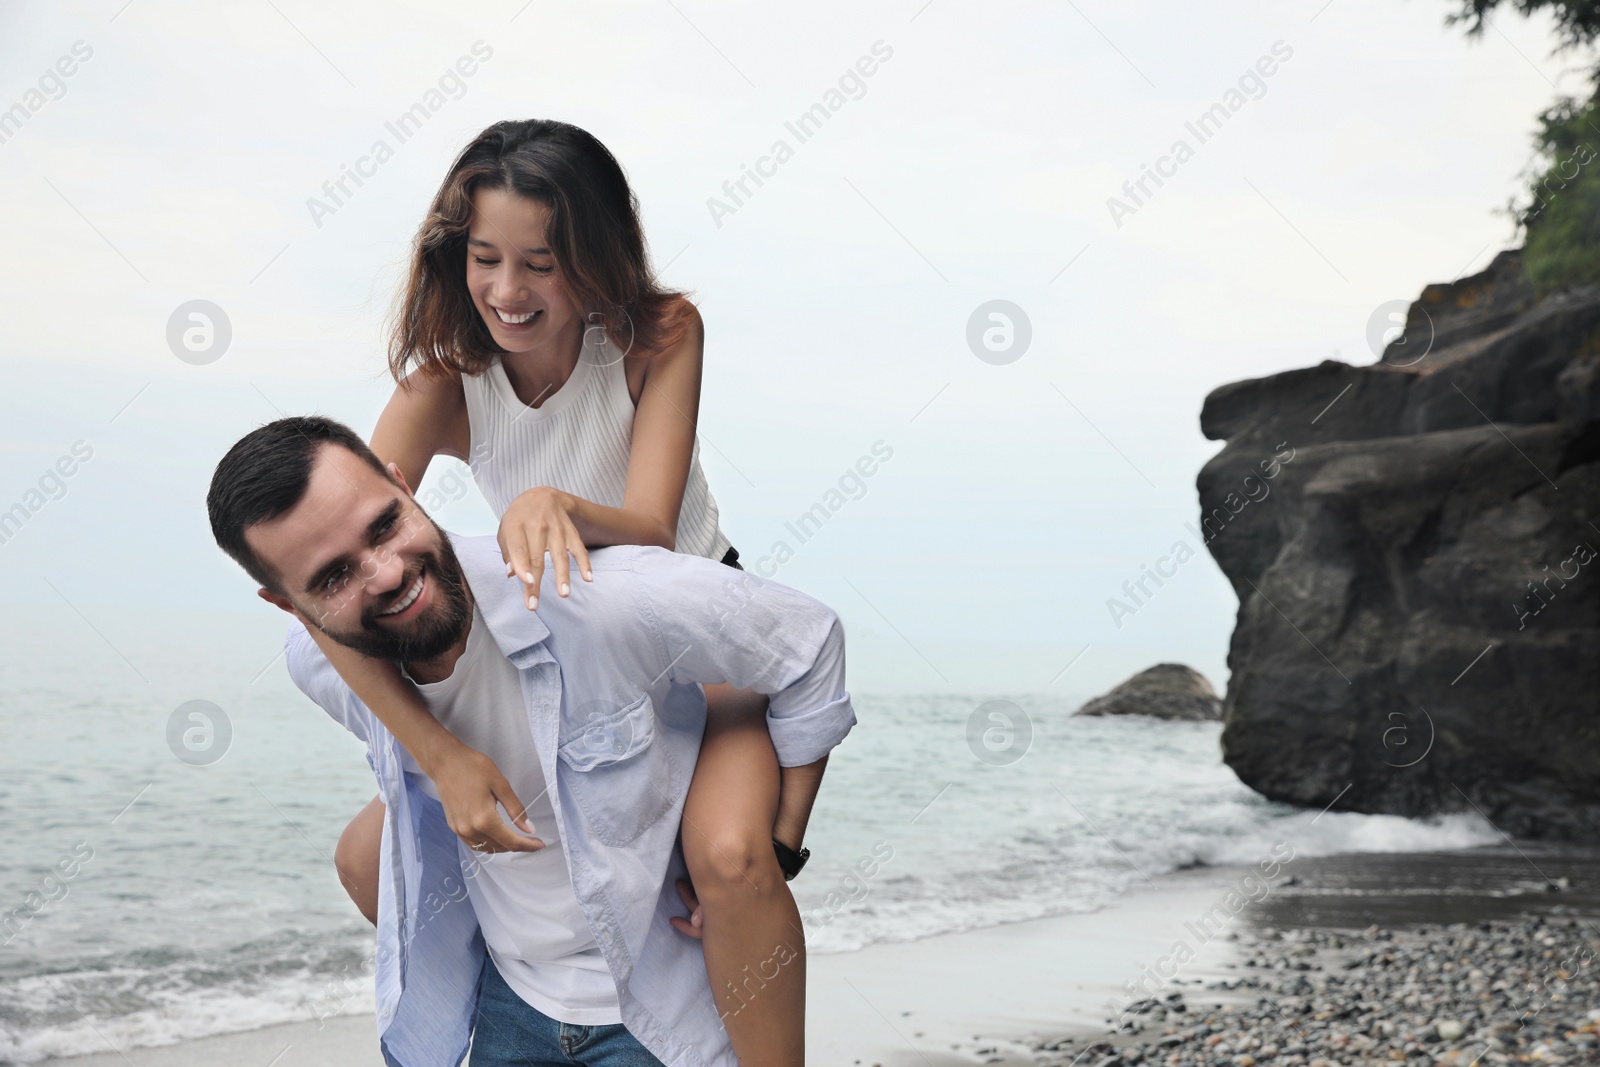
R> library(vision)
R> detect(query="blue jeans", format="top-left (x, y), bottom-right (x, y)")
top-left (469, 957), bottom-right (665, 1067)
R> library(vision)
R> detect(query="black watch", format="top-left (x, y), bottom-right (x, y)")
top-left (772, 838), bottom-right (810, 881)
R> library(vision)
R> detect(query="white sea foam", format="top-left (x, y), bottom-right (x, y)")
top-left (0, 966), bottom-right (375, 1064)
top-left (1203, 810), bottom-right (1501, 864)
top-left (792, 702), bottom-right (1506, 955)
top-left (0, 694), bottom-right (1523, 1058)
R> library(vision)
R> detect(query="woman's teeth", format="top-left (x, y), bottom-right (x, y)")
top-left (494, 308), bottom-right (540, 325)
top-left (380, 573), bottom-right (425, 616)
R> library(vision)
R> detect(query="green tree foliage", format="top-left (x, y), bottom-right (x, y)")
top-left (1519, 93), bottom-right (1600, 291)
top-left (1448, 0), bottom-right (1600, 49)
top-left (1448, 0), bottom-right (1600, 291)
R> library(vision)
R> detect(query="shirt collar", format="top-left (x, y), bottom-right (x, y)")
top-left (446, 530), bottom-right (556, 670)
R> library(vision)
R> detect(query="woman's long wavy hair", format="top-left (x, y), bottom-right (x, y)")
top-left (388, 119), bottom-right (693, 382)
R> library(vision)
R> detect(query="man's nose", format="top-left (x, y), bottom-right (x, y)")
top-left (358, 548), bottom-right (407, 596)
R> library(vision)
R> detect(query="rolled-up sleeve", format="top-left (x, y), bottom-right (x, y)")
top-left (762, 615), bottom-right (854, 766)
top-left (625, 548), bottom-right (856, 767)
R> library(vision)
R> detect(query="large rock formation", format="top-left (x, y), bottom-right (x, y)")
top-left (1198, 250), bottom-right (1600, 839)
top-left (1075, 664), bottom-right (1222, 721)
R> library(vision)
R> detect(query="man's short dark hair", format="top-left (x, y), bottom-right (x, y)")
top-left (207, 416), bottom-right (391, 591)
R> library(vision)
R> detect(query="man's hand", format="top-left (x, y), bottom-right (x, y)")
top-left (668, 879), bottom-right (704, 940)
top-left (431, 745), bottom-right (545, 854)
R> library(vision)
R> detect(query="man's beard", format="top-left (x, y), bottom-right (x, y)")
top-left (308, 521), bottom-right (472, 665)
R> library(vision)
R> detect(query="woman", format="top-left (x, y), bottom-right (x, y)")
top-left (309, 118), bottom-right (819, 1066)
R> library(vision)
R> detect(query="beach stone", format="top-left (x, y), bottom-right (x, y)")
top-left (1074, 664), bottom-right (1222, 721)
top-left (1016, 916), bottom-right (1600, 1067)
top-left (1197, 249), bottom-right (1600, 840)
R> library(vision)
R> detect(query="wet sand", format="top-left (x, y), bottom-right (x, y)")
top-left (40, 843), bottom-right (1600, 1067)
top-left (941, 842), bottom-right (1600, 1067)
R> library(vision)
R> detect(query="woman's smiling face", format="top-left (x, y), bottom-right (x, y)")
top-left (465, 186), bottom-right (583, 356)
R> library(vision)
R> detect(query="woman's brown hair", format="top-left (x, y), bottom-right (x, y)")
top-left (388, 119), bottom-right (693, 382)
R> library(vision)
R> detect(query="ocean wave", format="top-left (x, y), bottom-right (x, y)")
top-left (0, 937), bottom-right (374, 1065)
top-left (0, 697), bottom-right (1526, 1057)
top-left (793, 704), bottom-right (1505, 955)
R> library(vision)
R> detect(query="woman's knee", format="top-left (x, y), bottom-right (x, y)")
top-left (335, 797), bottom-right (384, 924)
top-left (683, 816), bottom-right (785, 903)
top-left (686, 687), bottom-right (785, 902)
top-left (334, 821), bottom-right (371, 882)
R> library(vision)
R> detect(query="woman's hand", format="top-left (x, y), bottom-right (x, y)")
top-left (429, 744), bottom-right (545, 855)
top-left (498, 487), bottom-right (594, 611)
top-left (668, 879), bottom-right (704, 940)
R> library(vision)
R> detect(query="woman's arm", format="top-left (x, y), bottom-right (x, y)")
top-left (303, 624), bottom-right (542, 852)
top-left (370, 366), bottom-right (472, 490)
top-left (500, 303), bottom-right (708, 599)
top-left (611, 299), bottom-right (706, 546)
top-left (311, 370), bottom-right (541, 853)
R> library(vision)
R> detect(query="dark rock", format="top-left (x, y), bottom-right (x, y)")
top-left (1075, 663), bottom-right (1222, 721)
top-left (1197, 249), bottom-right (1600, 839)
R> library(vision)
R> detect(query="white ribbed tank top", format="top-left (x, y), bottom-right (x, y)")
top-left (460, 339), bottom-right (732, 562)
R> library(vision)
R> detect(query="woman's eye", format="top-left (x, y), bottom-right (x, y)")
top-left (473, 257), bottom-right (499, 267)
top-left (526, 262), bottom-right (555, 275)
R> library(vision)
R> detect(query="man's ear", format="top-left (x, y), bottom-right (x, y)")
top-left (387, 462), bottom-right (415, 499)
top-left (257, 588), bottom-right (315, 629)
top-left (257, 588), bottom-right (296, 614)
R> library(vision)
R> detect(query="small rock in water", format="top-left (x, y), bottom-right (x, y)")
top-left (1072, 663), bottom-right (1222, 721)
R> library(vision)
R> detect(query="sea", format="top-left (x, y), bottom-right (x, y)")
top-left (0, 625), bottom-right (1503, 1063)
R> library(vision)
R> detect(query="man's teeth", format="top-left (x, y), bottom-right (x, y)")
top-left (495, 308), bottom-right (538, 325)
top-left (380, 574), bottom-right (424, 616)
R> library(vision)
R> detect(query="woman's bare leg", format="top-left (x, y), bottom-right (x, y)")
top-left (680, 684), bottom-right (804, 1067)
top-left (335, 795), bottom-right (385, 925)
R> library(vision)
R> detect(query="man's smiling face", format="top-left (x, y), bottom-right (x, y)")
top-left (247, 443), bottom-right (471, 664)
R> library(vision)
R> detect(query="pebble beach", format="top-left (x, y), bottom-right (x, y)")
top-left (1023, 916), bottom-right (1600, 1067)
top-left (956, 846), bottom-right (1600, 1067)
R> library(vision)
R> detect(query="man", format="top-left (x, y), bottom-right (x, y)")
top-left (205, 416), bottom-right (855, 1067)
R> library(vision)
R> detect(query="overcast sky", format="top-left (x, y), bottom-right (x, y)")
top-left (0, 0), bottom-right (1585, 699)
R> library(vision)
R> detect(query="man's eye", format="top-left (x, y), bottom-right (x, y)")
top-left (322, 568), bottom-right (348, 591)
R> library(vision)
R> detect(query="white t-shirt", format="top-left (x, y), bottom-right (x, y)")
top-left (407, 605), bottom-right (622, 1025)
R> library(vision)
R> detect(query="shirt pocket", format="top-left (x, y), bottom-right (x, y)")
top-left (557, 693), bottom-right (677, 847)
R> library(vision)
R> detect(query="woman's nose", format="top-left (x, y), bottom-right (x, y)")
top-left (490, 265), bottom-right (528, 304)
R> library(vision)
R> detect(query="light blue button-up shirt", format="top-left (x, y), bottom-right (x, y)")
top-left (285, 534), bottom-right (856, 1067)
